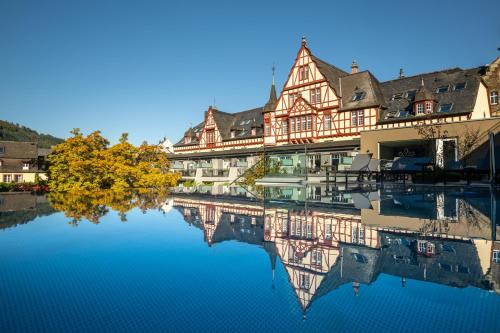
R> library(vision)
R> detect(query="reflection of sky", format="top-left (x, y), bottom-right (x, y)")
top-left (0, 208), bottom-right (499, 333)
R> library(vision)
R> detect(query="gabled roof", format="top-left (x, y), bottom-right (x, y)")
top-left (339, 71), bottom-right (386, 111)
top-left (0, 141), bottom-right (38, 159)
top-left (309, 54), bottom-right (349, 94)
top-left (379, 67), bottom-right (483, 122)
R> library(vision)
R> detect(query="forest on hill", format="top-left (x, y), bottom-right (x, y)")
top-left (0, 120), bottom-right (63, 148)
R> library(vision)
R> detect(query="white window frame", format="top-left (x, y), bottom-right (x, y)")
top-left (22, 162), bottom-right (30, 171)
top-left (306, 115), bottom-right (312, 131)
top-left (324, 114), bottom-right (331, 130)
top-left (14, 174), bottom-right (22, 183)
top-left (357, 110), bottom-right (364, 126)
top-left (491, 91), bottom-right (499, 105)
top-left (282, 120), bottom-right (288, 135)
top-left (351, 111), bottom-right (357, 127)
top-left (425, 101), bottom-right (432, 113)
top-left (493, 250), bottom-right (500, 264)
top-left (3, 174), bottom-right (11, 182)
top-left (417, 103), bottom-right (424, 115)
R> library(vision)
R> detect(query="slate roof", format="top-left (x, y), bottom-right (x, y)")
top-left (378, 67), bottom-right (483, 122)
top-left (339, 71), bottom-right (386, 111)
top-left (0, 141), bottom-right (38, 159)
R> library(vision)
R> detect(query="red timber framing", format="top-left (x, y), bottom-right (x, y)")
top-left (264, 40), bottom-right (377, 147)
top-left (174, 106), bottom-right (264, 154)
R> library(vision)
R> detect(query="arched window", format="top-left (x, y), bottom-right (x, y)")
top-left (491, 91), bottom-right (499, 105)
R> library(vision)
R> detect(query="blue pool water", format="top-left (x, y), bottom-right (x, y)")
top-left (0, 186), bottom-right (499, 332)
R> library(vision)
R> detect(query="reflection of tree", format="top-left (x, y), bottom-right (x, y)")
top-left (49, 188), bottom-right (170, 225)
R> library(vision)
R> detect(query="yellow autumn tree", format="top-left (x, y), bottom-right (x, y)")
top-left (48, 129), bottom-right (180, 193)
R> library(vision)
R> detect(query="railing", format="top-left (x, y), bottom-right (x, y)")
top-left (181, 169), bottom-right (196, 177)
top-left (201, 169), bottom-right (229, 177)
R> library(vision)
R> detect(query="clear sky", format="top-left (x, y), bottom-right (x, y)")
top-left (1, 0), bottom-right (499, 145)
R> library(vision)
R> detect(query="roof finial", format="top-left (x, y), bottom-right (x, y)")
top-left (421, 77), bottom-right (424, 87)
top-left (301, 36), bottom-right (307, 46)
top-left (272, 63), bottom-right (276, 86)
top-left (399, 67), bottom-right (405, 79)
top-left (351, 60), bottom-right (358, 74)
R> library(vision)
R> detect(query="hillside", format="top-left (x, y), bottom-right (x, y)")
top-left (0, 120), bottom-right (64, 148)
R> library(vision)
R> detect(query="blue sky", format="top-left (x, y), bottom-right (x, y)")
top-left (1, 0), bottom-right (499, 145)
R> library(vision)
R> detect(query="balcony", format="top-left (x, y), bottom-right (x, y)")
top-left (201, 169), bottom-right (229, 177)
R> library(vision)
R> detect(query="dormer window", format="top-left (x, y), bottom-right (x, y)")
top-left (416, 103), bottom-right (424, 115)
top-left (230, 130), bottom-right (236, 138)
top-left (184, 136), bottom-right (191, 144)
top-left (436, 86), bottom-right (449, 94)
top-left (22, 162), bottom-right (29, 170)
top-left (351, 91), bottom-right (365, 102)
top-left (299, 65), bottom-right (309, 81)
top-left (454, 82), bottom-right (466, 91)
top-left (439, 103), bottom-right (453, 112)
top-left (425, 101), bottom-right (433, 113)
top-left (391, 93), bottom-right (403, 100)
top-left (406, 90), bottom-right (417, 99)
top-left (252, 128), bottom-right (257, 136)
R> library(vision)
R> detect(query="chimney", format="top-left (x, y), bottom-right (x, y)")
top-left (351, 60), bottom-right (358, 74)
top-left (399, 68), bottom-right (405, 79)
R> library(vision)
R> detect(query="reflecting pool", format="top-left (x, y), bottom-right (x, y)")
top-left (0, 185), bottom-right (499, 333)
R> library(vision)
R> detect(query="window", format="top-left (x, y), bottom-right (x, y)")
top-left (230, 130), bottom-right (235, 138)
top-left (392, 92), bottom-right (403, 100)
top-left (454, 82), bottom-right (466, 91)
top-left (251, 128), bottom-right (257, 136)
top-left (265, 124), bottom-right (271, 136)
top-left (397, 110), bottom-right (409, 118)
top-left (352, 91), bottom-right (365, 101)
top-left (184, 136), bottom-right (192, 144)
top-left (493, 250), bottom-right (500, 264)
top-left (416, 103), bottom-right (424, 115)
top-left (14, 174), bottom-right (22, 183)
top-left (0, 160), bottom-right (2, 166)
top-left (0, 146), bottom-right (4, 154)
top-left (206, 130), bottom-right (215, 144)
top-left (425, 101), bottom-right (432, 113)
top-left (357, 110), bottom-right (364, 126)
top-left (310, 88), bottom-right (321, 104)
top-left (352, 253), bottom-right (368, 263)
top-left (436, 85), bottom-right (449, 93)
top-left (306, 115), bottom-right (312, 130)
top-left (351, 111), bottom-right (357, 127)
top-left (299, 65), bottom-right (309, 81)
top-left (282, 120), bottom-right (288, 135)
top-left (22, 162), bottom-right (29, 170)
top-left (301, 116), bottom-right (306, 131)
top-left (406, 90), bottom-right (417, 99)
top-left (295, 117), bottom-right (300, 132)
top-left (300, 274), bottom-right (310, 289)
top-left (325, 224), bottom-right (332, 240)
top-left (439, 103), bottom-right (453, 112)
top-left (324, 114), bottom-right (331, 130)
top-left (289, 93), bottom-right (298, 106)
top-left (491, 91), bottom-right (499, 105)
top-left (312, 249), bottom-right (322, 266)
top-left (291, 118), bottom-right (295, 132)
top-left (3, 174), bottom-right (11, 182)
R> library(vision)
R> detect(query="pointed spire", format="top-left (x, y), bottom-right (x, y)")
top-left (263, 65), bottom-right (278, 113)
top-left (301, 36), bottom-right (307, 47)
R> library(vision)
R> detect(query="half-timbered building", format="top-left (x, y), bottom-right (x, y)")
top-left (170, 38), bottom-right (498, 183)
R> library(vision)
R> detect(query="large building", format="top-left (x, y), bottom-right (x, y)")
top-left (170, 39), bottom-right (499, 183)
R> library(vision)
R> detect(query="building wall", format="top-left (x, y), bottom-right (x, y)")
top-left (360, 117), bottom-right (500, 160)
top-left (483, 56), bottom-right (500, 117)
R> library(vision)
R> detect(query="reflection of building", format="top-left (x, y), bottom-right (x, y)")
top-left (169, 185), bottom-right (499, 312)
top-left (0, 193), bottom-right (56, 229)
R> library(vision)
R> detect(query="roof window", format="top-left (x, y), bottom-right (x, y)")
top-left (436, 86), bottom-right (449, 93)
top-left (406, 90), bottom-right (417, 99)
top-left (438, 103), bottom-right (453, 112)
top-left (351, 91), bottom-right (365, 102)
top-left (391, 93), bottom-right (403, 100)
top-left (453, 82), bottom-right (466, 91)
